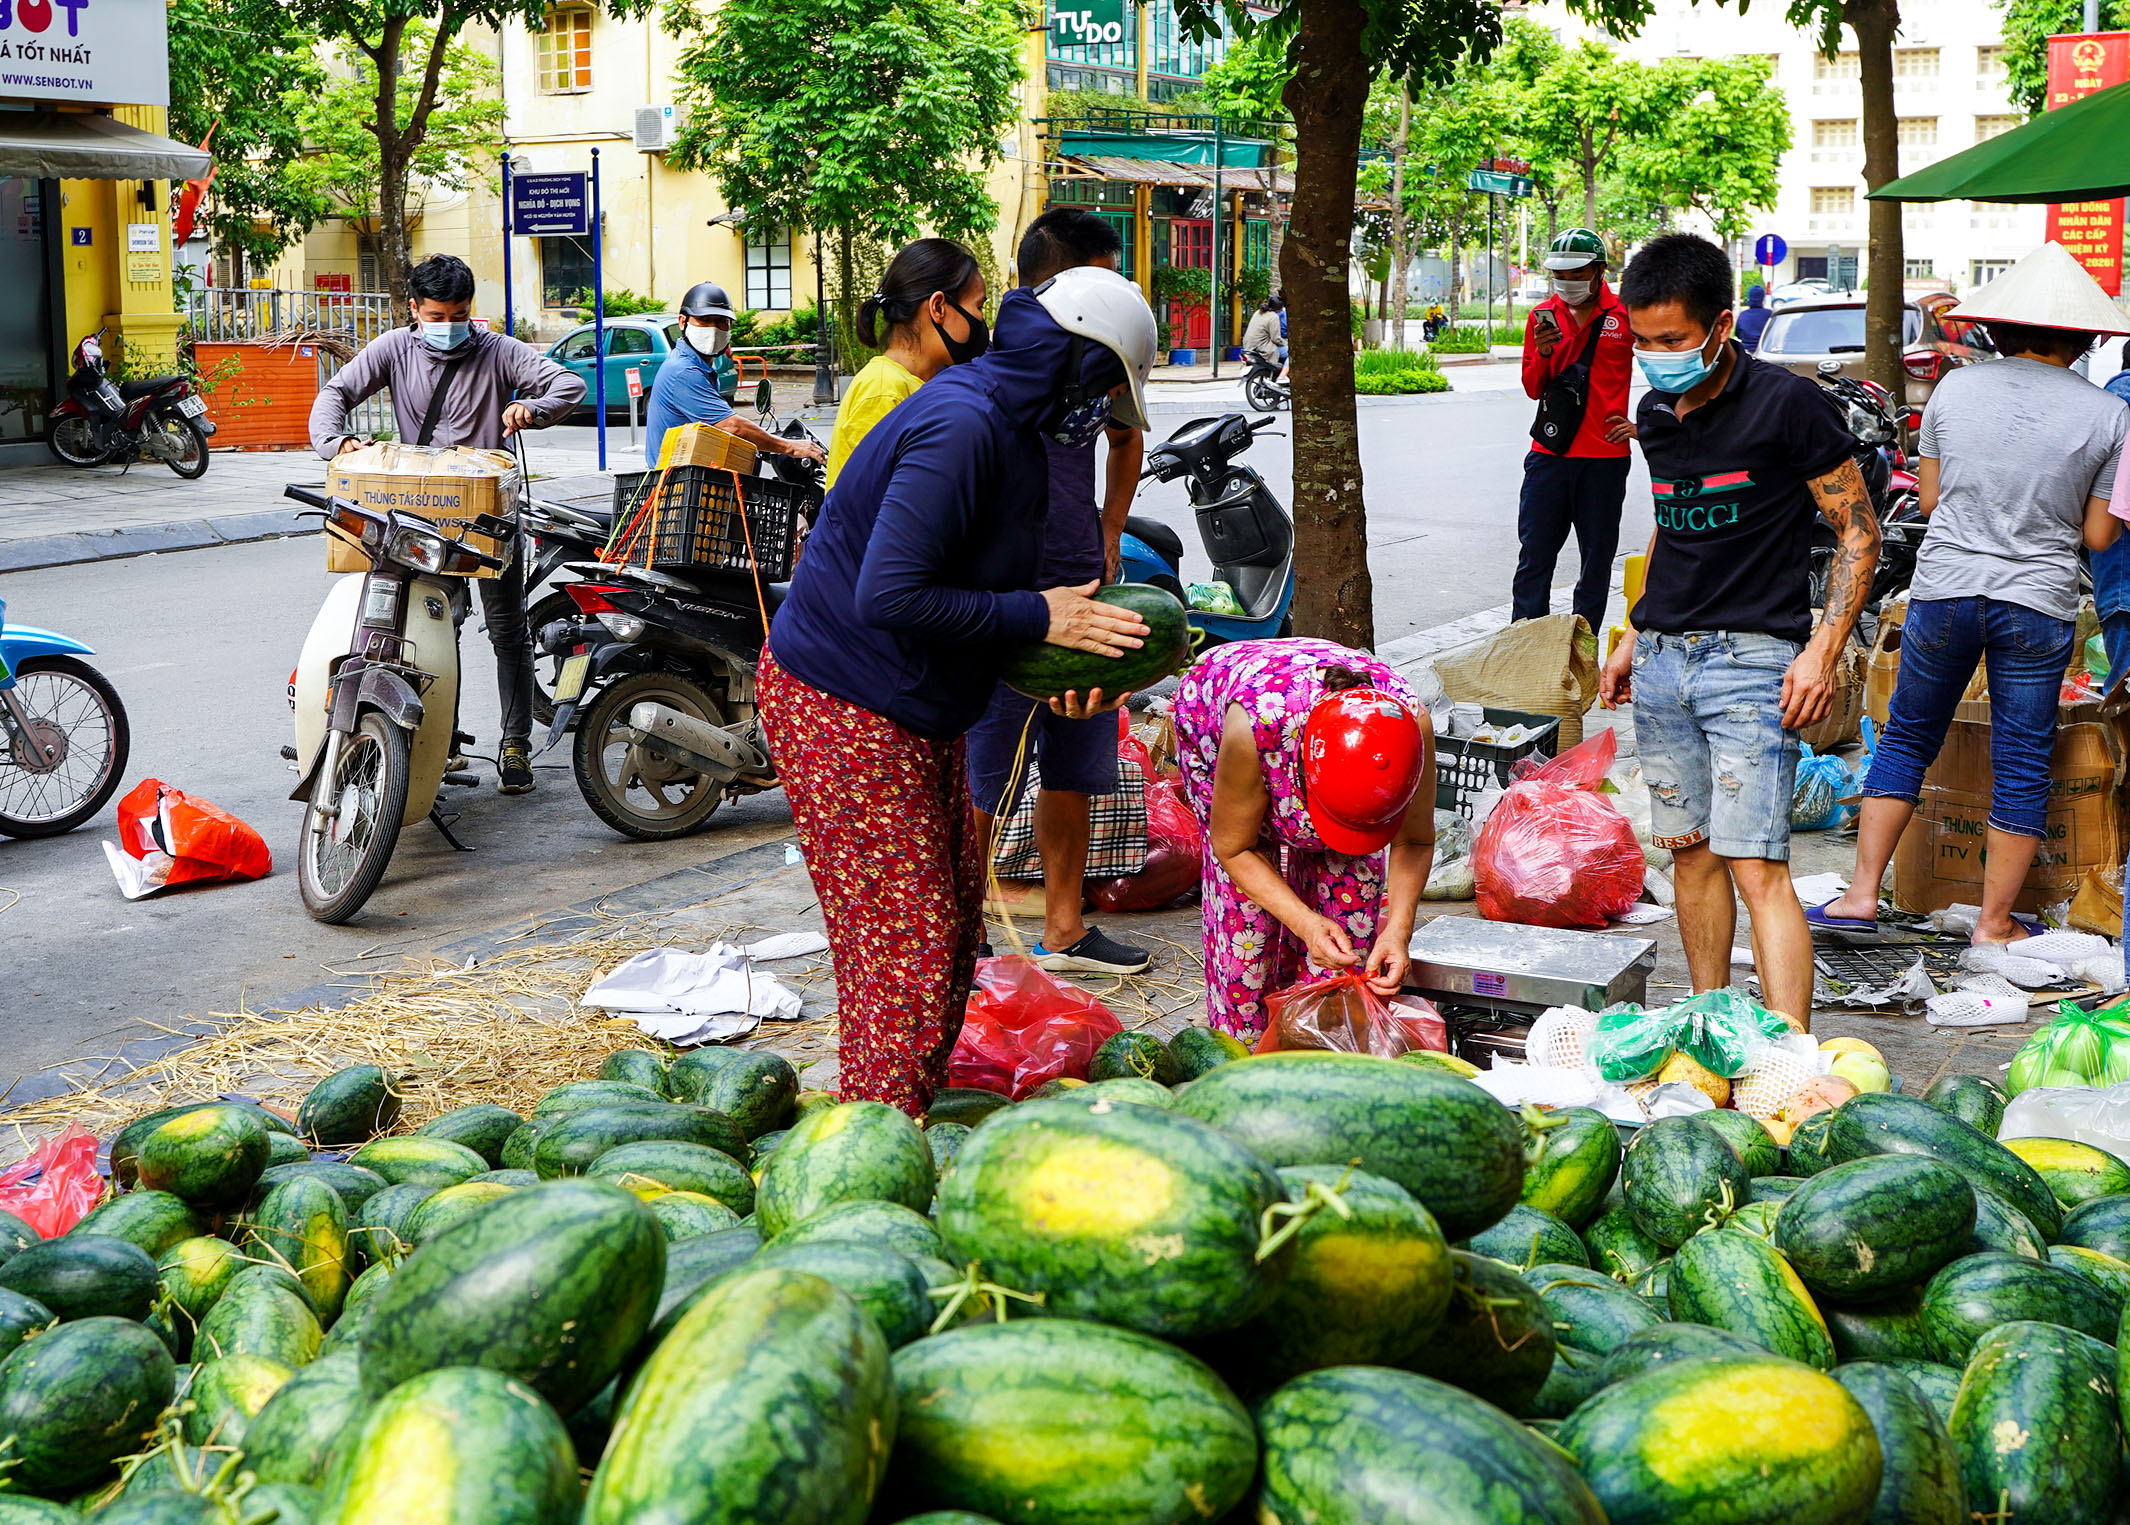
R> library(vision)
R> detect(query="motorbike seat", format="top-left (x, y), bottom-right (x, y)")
top-left (117, 376), bottom-right (184, 400)
top-left (1123, 515), bottom-right (1185, 572)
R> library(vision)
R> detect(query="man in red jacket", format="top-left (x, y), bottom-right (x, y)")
top-left (1514, 227), bottom-right (1637, 634)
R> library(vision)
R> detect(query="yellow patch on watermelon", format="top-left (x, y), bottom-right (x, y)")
top-left (337, 1404), bottom-right (460, 1520)
top-left (1305, 1229), bottom-right (1447, 1299)
top-left (809, 1106), bottom-right (858, 1140)
top-left (1640, 1364), bottom-right (1857, 1485)
top-left (157, 1109), bottom-right (229, 1142)
top-left (2004, 1136), bottom-right (2128, 1184)
top-left (940, 1419), bottom-right (1152, 1486)
top-left (1015, 1140), bottom-right (1174, 1236)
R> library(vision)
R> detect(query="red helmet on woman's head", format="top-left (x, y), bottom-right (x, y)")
top-left (1303, 688), bottom-right (1423, 856)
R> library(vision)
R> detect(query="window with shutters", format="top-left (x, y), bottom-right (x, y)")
top-left (1811, 187), bottom-right (1856, 214)
top-left (538, 9), bottom-right (593, 93)
top-left (1894, 47), bottom-right (1940, 77)
top-left (1813, 119), bottom-right (1859, 147)
top-left (1815, 52), bottom-right (1860, 80)
top-left (1976, 46), bottom-right (2007, 81)
top-left (1898, 117), bottom-right (1938, 146)
top-left (1973, 114), bottom-right (2020, 141)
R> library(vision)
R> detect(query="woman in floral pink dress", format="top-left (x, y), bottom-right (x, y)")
top-left (1173, 638), bottom-right (1435, 1036)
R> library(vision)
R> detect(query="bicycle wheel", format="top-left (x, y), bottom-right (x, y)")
top-left (296, 712), bottom-right (411, 923)
top-left (0, 656), bottom-right (131, 838)
top-left (572, 671), bottom-right (728, 841)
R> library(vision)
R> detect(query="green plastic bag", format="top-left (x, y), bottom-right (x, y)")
top-left (1588, 990), bottom-right (1792, 1083)
top-left (2007, 998), bottom-right (2130, 1095)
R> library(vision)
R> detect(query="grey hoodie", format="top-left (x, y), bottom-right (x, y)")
top-left (309, 327), bottom-right (585, 457)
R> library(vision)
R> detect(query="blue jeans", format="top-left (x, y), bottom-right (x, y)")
top-left (1862, 595), bottom-right (2074, 839)
top-left (1632, 630), bottom-right (1803, 860)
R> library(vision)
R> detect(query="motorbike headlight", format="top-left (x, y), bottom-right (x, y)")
top-left (598, 612), bottom-right (646, 642)
top-left (386, 525), bottom-right (447, 573)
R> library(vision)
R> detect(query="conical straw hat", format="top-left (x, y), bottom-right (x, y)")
top-left (1947, 241), bottom-right (2130, 334)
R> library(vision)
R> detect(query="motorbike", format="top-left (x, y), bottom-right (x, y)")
top-left (1242, 357), bottom-right (1291, 412)
top-left (1118, 412), bottom-right (1296, 645)
top-left (47, 333), bottom-right (215, 478)
top-left (1807, 360), bottom-right (1925, 614)
top-left (280, 485), bottom-right (511, 923)
top-left (0, 597), bottom-right (130, 839)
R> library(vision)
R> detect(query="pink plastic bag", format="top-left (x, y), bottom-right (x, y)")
top-left (1254, 973), bottom-right (1448, 1057)
top-left (950, 955), bottom-right (1125, 1099)
top-left (1088, 776), bottom-right (1203, 912)
top-left (1476, 730), bottom-right (1643, 929)
top-left (0, 1125), bottom-right (105, 1238)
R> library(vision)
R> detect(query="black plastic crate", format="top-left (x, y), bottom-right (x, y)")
top-left (1433, 705), bottom-right (1562, 820)
top-left (608, 466), bottom-right (816, 580)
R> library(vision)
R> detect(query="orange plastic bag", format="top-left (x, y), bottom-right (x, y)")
top-left (950, 955), bottom-right (1124, 1099)
top-left (0, 1124), bottom-right (105, 1238)
top-left (1255, 972), bottom-right (1448, 1057)
top-left (1475, 731), bottom-right (1643, 929)
top-left (106, 778), bottom-right (273, 899)
top-left (1088, 776), bottom-right (1203, 912)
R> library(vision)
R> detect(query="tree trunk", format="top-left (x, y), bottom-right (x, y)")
top-left (368, 17), bottom-right (460, 309)
top-left (1583, 164), bottom-right (1599, 230)
top-left (1279, 0), bottom-right (1374, 649)
top-left (1849, 0), bottom-right (1905, 402)
top-left (1388, 81), bottom-right (1411, 353)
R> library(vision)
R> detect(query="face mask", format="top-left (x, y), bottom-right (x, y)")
top-left (684, 324), bottom-right (729, 357)
top-left (1635, 321), bottom-right (1727, 393)
top-left (1050, 393), bottom-right (1113, 448)
top-left (420, 321), bottom-right (470, 352)
top-left (1552, 277), bottom-right (1595, 305)
top-left (932, 298), bottom-right (989, 365)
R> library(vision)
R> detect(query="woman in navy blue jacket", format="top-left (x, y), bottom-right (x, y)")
top-left (759, 267), bottom-right (1159, 1115)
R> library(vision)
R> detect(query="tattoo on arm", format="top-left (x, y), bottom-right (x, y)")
top-left (1807, 459), bottom-right (1882, 643)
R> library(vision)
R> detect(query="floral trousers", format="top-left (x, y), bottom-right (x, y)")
top-left (758, 650), bottom-right (983, 1116)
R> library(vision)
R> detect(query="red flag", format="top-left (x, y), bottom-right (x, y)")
top-left (172, 123), bottom-right (216, 246)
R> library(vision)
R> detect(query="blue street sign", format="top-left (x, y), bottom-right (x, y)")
top-left (510, 172), bottom-right (590, 237)
top-left (1754, 233), bottom-right (1787, 268)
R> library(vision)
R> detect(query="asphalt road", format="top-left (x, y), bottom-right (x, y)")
top-left (0, 378), bottom-right (1643, 1087)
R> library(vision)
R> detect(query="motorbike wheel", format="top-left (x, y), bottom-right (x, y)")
top-left (296, 712), bottom-right (412, 924)
top-left (46, 416), bottom-right (108, 468)
top-left (526, 587), bottom-right (582, 729)
top-left (1244, 374), bottom-right (1285, 412)
top-left (154, 414), bottom-right (210, 480)
top-left (573, 670), bottom-right (730, 841)
top-left (0, 656), bottom-right (131, 838)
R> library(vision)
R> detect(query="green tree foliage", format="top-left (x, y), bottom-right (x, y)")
top-left (1617, 54), bottom-right (1792, 241)
top-left (1999, 0), bottom-right (2130, 113)
top-left (1517, 40), bottom-right (1670, 230)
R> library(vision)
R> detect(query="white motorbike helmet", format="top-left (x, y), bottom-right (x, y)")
top-left (1032, 266), bottom-right (1158, 430)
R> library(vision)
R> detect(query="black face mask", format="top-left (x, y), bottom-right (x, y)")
top-left (932, 297), bottom-right (989, 365)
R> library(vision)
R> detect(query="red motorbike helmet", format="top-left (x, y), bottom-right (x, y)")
top-left (1302, 687), bottom-right (1423, 855)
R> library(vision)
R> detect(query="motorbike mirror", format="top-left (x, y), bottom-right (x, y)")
top-left (755, 377), bottom-right (773, 413)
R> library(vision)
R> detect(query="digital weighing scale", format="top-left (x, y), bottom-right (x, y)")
top-left (1403, 917), bottom-right (1659, 1067)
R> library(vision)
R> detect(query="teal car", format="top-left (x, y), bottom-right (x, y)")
top-left (546, 315), bottom-right (738, 420)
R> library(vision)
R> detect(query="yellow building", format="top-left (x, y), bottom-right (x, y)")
top-left (0, 0), bottom-right (198, 464)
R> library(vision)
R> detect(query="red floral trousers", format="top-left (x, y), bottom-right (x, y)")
top-left (758, 649), bottom-right (983, 1116)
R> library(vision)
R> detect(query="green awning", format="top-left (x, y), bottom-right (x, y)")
top-left (1869, 81), bottom-right (2130, 203)
top-left (1060, 129), bottom-right (1269, 168)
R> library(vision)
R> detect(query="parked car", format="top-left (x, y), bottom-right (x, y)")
top-left (545, 315), bottom-right (741, 420)
top-left (1755, 292), bottom-right (1994, 420)
top-left (1767, 278), bottom-right (1838, 308)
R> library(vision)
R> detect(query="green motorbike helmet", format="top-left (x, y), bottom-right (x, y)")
top-left (1543, 228), bottom-right (1607, 271)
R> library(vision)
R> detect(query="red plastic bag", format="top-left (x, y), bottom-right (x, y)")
top-left (1089, 776), bottom-right (1204, 912)
top-left (1510, 728), bottom-right (1618, 789)
top-left (949, 955), bottom-right (1124, 1099)
top-left (0, 1125), bottom-right (105, 1238)
top-left (1474, 777), bottom-right (1644, 929)
top-left (107, 779), bottom-right (273, 899)
top-left (1254, 973), bottom-right (1447, 1057)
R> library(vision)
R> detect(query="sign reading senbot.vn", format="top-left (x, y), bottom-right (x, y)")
top-left (2044, 32), bottom-right (2130, 296)
top-left (0, 0), bottom-right (170, 107)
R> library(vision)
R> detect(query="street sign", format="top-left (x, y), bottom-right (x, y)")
top-left (1051, 0), bottom-right (1126, 49)
top-left (1466, 170), bottom-right (1534, 197)
top-left (509, 172), bottom-right (590, 237)
top-left (626, 367), bottom-right (643, 399)
top-left (1754, 233), bottom-right (1787, 267)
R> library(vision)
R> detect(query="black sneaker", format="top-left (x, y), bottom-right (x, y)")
top-left (1034, 926), bottom-right (1152, 976)
top-left (498, 738), bottom-right (535, 795)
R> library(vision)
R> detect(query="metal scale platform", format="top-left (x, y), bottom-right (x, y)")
top-left (1403, 917), bottom-right (1658, 1067)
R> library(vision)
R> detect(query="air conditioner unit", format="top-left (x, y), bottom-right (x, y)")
top-left (635, 105), bottom-right (678, 152)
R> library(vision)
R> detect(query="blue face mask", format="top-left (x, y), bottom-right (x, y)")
top-left (1050, 393), bottom-right (1113, 448)
top-left (1634, 320), bottom-right (1727, 393)
top-left (420, 321), bottom-right (471, 352)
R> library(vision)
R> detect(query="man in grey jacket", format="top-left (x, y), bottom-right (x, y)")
top-left (309, 254), bottom-right (584, 794)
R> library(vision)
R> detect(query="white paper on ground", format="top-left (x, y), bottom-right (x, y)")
top-left (742, 931), bottom-right (829, 962)
top-left (1611, 903), bottom-right (1674, 926)
top-left (1789, 871), bottom-right (1850, 907)
top-left (1731, 946), bottom-right (1756, 967)
top-left (581, 944), bottom-right (806, 1046)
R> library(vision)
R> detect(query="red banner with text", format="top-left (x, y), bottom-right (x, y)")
top-left (2044, 32), bottom-right (2130, 295)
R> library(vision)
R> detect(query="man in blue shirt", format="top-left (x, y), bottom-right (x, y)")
top-left (1735, 285), bottom-right (1773, 353)
top-left (2096, 363), bottom-right (2130, 688)
top-left (642, 281), bottom-right (828, 471)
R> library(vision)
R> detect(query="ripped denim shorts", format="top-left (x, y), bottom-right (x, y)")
top-left (1630, 630), bottom-right (1802, 861)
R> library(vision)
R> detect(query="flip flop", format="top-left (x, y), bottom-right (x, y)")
top-left (1805, 902), bottom-right (1884, 943)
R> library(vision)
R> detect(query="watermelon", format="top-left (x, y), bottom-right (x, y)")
top-left (586, 1139), bottom-right (756, 1215)
top-left (71, 1191), bottom-right (206, 1258)
top-left (769, 1199), bottom-right (950, 1263)
top-left (400, 1180), bottom-right (518, 1245)
top-left (240, 1349), bottom-right (367, 1486)
top-left (1921, 1251), bottom-right (2118, 1361)
top-left (1197, 1164), bottom-right (1450, 1394)
top-left (1877, 1357), bottom-right (1963, 1424)
top-left (1831, 1362), bottom-right (1968, 1525)
top-left (1752, 1174), bottom-right (1807, 1202)
top-left (182, 1352), bottom-right (292, 1445)
top-left (342, 1259), bottom-right (392, 1313)
top-left (0, 1208), bottom-right (37, 1267)
top-left (584, 1267), bottom-right (895, 1525)
top-left (886, 1318), bottom-right (1255, 1525)
top-left (1951, 1320), bottom-right (2121, 1525)
top-left (413, 1104), bottom-right (525, 1167)
top-left (1774, 1155), bottom-right (1975, 1300)
top-left (2060, 1193), bottom-right (2130, 1258)
top-left (0, 1234), bottom-right (156, 1322)
top-left (473, 1169), bottom-right (540, 1188)
top-left (112, 1102), bottom-right (295, 1190)
top-left (500, 1119), bottom-right (551, 1172)
top-left (1824, 1285), bottom-right (1936, 1362)
top-left (1922, 1073), bottom-right (2007, 1136)
top-left (756, 1101), bottom-right (935, 1238)
top-left (1088, 1031), bottom-right (1181, 1085)
top-left (1468, 1203), bottom-right (1589, 1269)
top-left (1635, 1258), bottom-right (1670, 1302)
top-left (924, 1090), bottom-right (1014, 1129)
top-left (346, 1136), bottom-right (487, 1189)
top-left (347, 1182), bottom-right (433, 1268)
top-left (1787, 1110), bottom-right (1840, 1175)
top-left (236, 1484), bottom-right (319, 1525)
top-left (135, 1103), bottom-right (272, 1207)
top-left (1582, 1205), bottom-right (1667, 1282)
top-left (598, 1048), bottom-right (671, 1093)
top-left (1669, 1227), bottom-right (1835, 1368)
top-left (2002, 1136), bottom-right (2130, 1209)
top-left (640, 1225), bottom-right (766, 1351)
top-left (1594, 1322), bottom-right (1763, 1386)
top-left (753, 1128), bottom-right (792, 1160)
top-left (1558, 1354), bottom-right (1883, 1525)
top-left (1727, 1200), bottom-right (1780, 1239)
top-left (674, 1051), bottom-right (799, 1139)
top-left (319, 1297), bottom-right (374, 1357)
top-left (359, 1179), bottom-right (664, 1413)
top-left (1169, 1052), bottom-right (1524, 1238)
top-left (1077, 1076), bottom-right (1173, 1108)
top-left (1403, 1250), bottom-right (1555, 1416)
top-left (0, 1500), bottom-right (74, 1523)
top-left (934, 1094), bottom-right (1286, 1338)
top-left (1000, 582), bottom-right (1192, 702)
top-left (749, 1240), bottom-right (935, 1348)
top-left (1621, 1114), bottom-right (1751, 1247)
top-left (2049, 1243), bottom-right (2130, 1306)
top-left (1967, 1187), bottom-right (2048, 1261)
top-left (1029, 1078), bottom-right (1086, 1099)
top-left (0, 1287), bottom-right (53, 1362)
top-left (1528, 1341), bottom-right (1611, 1421)
top-left (195, 1266), bottom-right (321, 1367)
top-left (296, 1065), bottom-right (400, 1146)
top-left (659, 1051), bottom-right (745, 1104)
top-left (265, 1132), bottom-right (311, 1169)
top-left (1166, 1025), bottom-right (1250, 1079)
top-left (0, 1316), bottom-right (176, 1491)
top-left (1696, 1108), bottom-right (1782, 1177)
top-left (244, 1177), bottom-right (352, 1322)
top-left (1519, 1106), bottom-right (1622, 1227)
top-left (155, 1234), bottom-right (237, 1331)
top-left (1396, 1049), bottom-right (1483, 1078)
top-left (532, 1103), bottom-right (751, 1179)
top-left (648, 1192), bottom-right (744, 1242)
top-left (1525, 1264), bottom-right (1665, 1354)
top-left (251, 1162), bottom-right (390, 1216)
top-left (320, 1366), bottom-right (578, 1525)
top-left (926, 1123), bottom-right (972, 1174)
top-left (1826, 1092), bottom-right (2062, 1240)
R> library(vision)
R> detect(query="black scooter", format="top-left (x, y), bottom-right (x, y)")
top-left (1807, 360), bottom-right (1924, 613)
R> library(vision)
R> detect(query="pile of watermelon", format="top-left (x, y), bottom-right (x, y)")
top-left (7, 1032), bottom-right (2130, 1524)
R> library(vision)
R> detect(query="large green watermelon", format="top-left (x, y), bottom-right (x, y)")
top-left (0, 1317), bottom-right (176, 1492)
top-left (999, 583), bottom-right (1192, 703)
top-left (319, 1366), bottom-right (578, 1525)
top-left (754, 1101), bottom-right (935, 1238)
top-left (1951, 1321), bottom-right (2120, 1525)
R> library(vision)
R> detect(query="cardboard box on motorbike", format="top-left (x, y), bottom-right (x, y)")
top-left (324, 443), bottom-right (519, 578)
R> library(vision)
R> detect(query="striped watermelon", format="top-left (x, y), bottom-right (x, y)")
top-left (598, 1048), bottom-right (672, 1093)
top-left (1786, 1110), bottom-right (1840, 1175)
top-left (0, 1235), bottom-right (157, 1323)
top-left (1921, 1074), bottom-right (2006, 1135)
top-left (1581, 1206), bottom-right (1667, 1282)
top-left (1825, 1092), bottom-right (2061, 1240)
top-left (182, 1353), bottom-right (292, 1446)
top-left (2059, 1193), bottom-right (2130, 1259)
top-left (195, 1265), bottom-right (321, 1367)
top-left (135, 1103), bottom-right (273, 1207)
top-left (401, 1180), bottom-right (519, 1246)
top-left (1594, 1322), bottom-right (1762, 1387)
top-left (1403, 1250), bottom-right (1555, 1416)
top-left (586, 1139), bottom-right (756, 1216)
top-left (1920, 1251), bottom-right (2118, 1362)
top-left (70, 1192), bottom-right (207, 1258)
top-left (1668, 1227), bottom-right (1834, 1368)
top-left (320, 1366), bottom-right (578, 1525)
top-left (2049, 1243), bottom-right (2130, 1306)
top-left (413, 1104), bottom-right (525, 1167)
top-left (1877, 1357), bottom-right (1962, 1424)
top-left (0, 1317), bottom-right (176, 1492)
top-left (2002, 1136), bottom-right (2130, 1210)
top-left (239, 1348), bottom-right (367, 1486)
top-left (1773, 1155), bottom-right (1975, 1299)
top-left (755, 1102), bottom-right (935, 1238)
top-left (1823, 1285), bottom-right (1936, 1363)
top-left (296, 1064), bottom-right (401, 1146)
top-left (1950, 1320), bottom-right (2121, 1524)
top-left (1525, 1264), bottom-right (1664, 1355)
top-left (1621, 1115), bottom-right (1750, 1248)
top-left (1831, 1361), bottom-right (1967, 1525)
top-left (244, 1176), bottom-right (352, 1323)
top-left (1470, 1203), bottom-right (1589, 1270)
top-left (1967, 1188), bottom-right (2048, 1261)
top-left (767, 1200), bottom-right (948, 1264)
top-left (1519, 1106), bottom-right (1622, 1228)
top-left (0, 1287), bottom-right (53, 1364)
top-left (750, 1240), bottom-right (934, 1348)
top-left (1696, 1108), bottom-right (1782, 1177)
top-left (346, 1136), bottom-right (488, 1189)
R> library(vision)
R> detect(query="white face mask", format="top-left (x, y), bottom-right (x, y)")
top-left (1552, 277), bottom-right (1595, 306)
top-left (684, 325), bottom-right (729, 357)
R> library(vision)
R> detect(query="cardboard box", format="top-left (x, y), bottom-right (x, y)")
top-left (656, 419), bottom-right (756, 475)
top-left (324, 443), bottom-right (518, 577)
top-left (1799, 610), bottom-right (1865, 752)
top-left (1889, 694), bottom-right (2130, 915)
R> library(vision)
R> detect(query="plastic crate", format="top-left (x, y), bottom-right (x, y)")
top-left (1433, 706), bottom-right (1561, 820)
top-left (608, 466), bottom-right (816, 580)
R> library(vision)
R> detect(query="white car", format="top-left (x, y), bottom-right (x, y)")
top-left (1767, 279), bottom-right (1839, 309)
